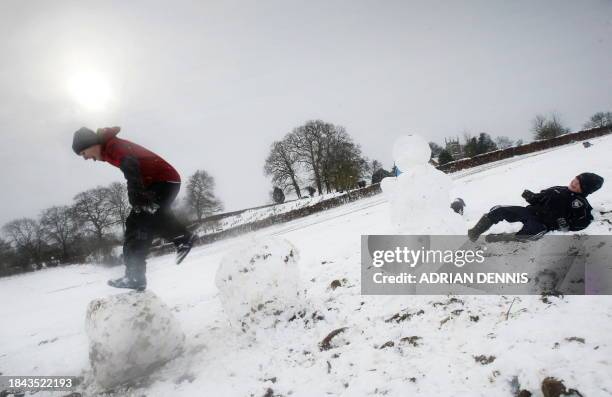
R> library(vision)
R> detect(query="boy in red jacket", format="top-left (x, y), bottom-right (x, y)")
top-left (72, 126), bottom-right (194, 291)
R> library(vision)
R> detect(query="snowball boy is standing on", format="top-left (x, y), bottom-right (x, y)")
top-left (72, 126), bottom-right (194, 291)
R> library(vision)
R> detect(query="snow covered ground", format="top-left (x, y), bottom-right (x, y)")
top-left (1, 135), bottom-right (611, 396)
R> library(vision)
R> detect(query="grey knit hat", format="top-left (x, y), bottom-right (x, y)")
top-left (72, 127), bottom-right (100, 154)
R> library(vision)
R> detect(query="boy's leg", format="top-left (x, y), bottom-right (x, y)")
top-left (148, 182), bottom-right (195, 264)
top-left (108, 210), bottom-right (154, 290)
top-left (149, 183), bottom-right (188, 239)
top-left (484, 206), bottom-right (548, 242)
top-left (515, 218), bottom-right (548, 239)
top-left (469, 206), bottom-right (531, 241)
top-left (488, 206), bottom-right (532, 224)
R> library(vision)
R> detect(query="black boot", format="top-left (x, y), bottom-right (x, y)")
top-left (107, 276), bottom-right (147, 291)
top-left (175, 234), bottom-right (196, 265)
top-left (468, 214), bottom-right (493, 242)
top-left (108, 262), bottom-right (147, 291)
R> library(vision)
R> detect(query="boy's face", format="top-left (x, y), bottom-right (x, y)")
top-left (568, 176), bottom-right (582, 193)
top-left (79, 144), bottom-right (102, 161)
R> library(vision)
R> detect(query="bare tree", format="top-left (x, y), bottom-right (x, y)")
top-left (0, 238), bottom-right (14, 274)
top-left (286, 120), bottom-right (368, 194)
top-left (40, 205), bottom-right (77, 261)
top-left (107, 182), bottom-right (130, 233)
top-left (532, 113), bottom-right (570, 140)
top-left (288, 120), bottom-right (332, 195)
top-left (2, 218), bottom-right (46, 268)
top-left (494, 136), bottom-right (514, 149)
top-left (72, 187), bottom-right (115, 242)
top-left (264, 139), bottom-right (302, 198)
top-left (371, 160), bottom-right (383, 172)
top-left (362, 159), bottom-right (381, 183)
top-left (583, 111), bottom-right (612, 129)
top-left (185, 170), bottom-right (224, 222)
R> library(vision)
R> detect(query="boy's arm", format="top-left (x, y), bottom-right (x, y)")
top-left (105, 139), bottom-right (154, 208)
top-left (119, 156), bottom-right (154, 207)
top-left (522, 190), bottom-right (540, 204)
top-left (522, 187), bottom-right (554, 205)
top-left (567, 201), bottom-right (593, 231)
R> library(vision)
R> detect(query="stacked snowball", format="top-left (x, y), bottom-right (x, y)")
top-left (381, 134), bottom-right (466, 235)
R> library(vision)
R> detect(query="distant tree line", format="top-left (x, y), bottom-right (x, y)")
top-left (264, 120), bottom-right (371, 200)
top-left (1, 170), bottom-right (223, 276)
top-left (429, 111), bottom-right (610, 166)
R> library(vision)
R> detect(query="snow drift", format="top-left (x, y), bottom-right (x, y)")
top-left (85, 291), bottom-right (185, 389)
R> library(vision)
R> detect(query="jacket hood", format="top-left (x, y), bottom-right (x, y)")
top-left (97, 126), bottom-right (121, 143)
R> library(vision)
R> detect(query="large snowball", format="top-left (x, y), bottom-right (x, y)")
top-left (85, 291), bottom-right (185, 389)
top-left (215, 238), bottom-right (302, 336)
top-left (392, 134), bottom-right (431, 170)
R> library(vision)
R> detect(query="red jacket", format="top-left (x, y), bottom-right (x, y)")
top-left (99, 127), bottom-right (180, 186)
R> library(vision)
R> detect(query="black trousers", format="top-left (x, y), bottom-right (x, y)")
top-left (123, 182), bottom-right (190, 279)
top-left (488, 205), bottom-right (548, 237)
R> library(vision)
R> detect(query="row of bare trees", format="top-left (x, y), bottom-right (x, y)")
top-left (264, 120), bottom-right (370, 198)
top-left (1, 171), bottom-right (223, 276)
top-left (1, 183), bottom-right (129, 275)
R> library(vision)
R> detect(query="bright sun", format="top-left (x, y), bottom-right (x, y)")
top-left (68, 71), bottom-right (113, 112)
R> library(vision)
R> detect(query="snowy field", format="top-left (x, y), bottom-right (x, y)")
top-left (1, 136), bottom-right (611, 396)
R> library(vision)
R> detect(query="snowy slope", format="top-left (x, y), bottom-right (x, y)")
top-left (1, 136), bottom-right (611, 396)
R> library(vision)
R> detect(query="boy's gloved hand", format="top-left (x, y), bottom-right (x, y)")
top-left (521, 189), bottom-right (535, 201)
top-left (557, 217), bottom-right (569, 231)
top-left (133, 203), bottom-right (160, 215)
top-left (521, 189), bottom-right (542, 204)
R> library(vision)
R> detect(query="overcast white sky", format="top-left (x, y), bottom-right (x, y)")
top-left (1, 0), bottom-right (611, 227)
